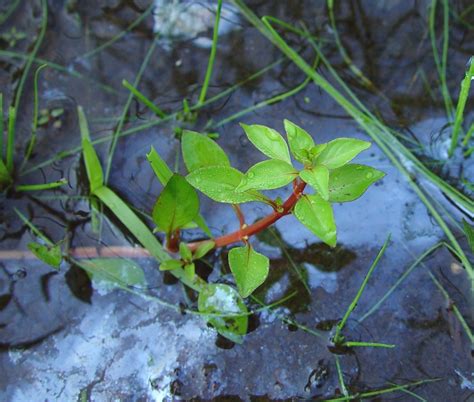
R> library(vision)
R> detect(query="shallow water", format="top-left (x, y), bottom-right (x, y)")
top-left (0, 0), bottom-right (473, 400)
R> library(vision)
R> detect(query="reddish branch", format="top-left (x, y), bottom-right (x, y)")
top-left (187, 179), bottom-right (307, 252)
top-left (0, 181), bottom-right (307, 261)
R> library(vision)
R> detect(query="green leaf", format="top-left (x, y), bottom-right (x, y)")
top-left (240, 123), bottom-right (291, 163)
top-left (78, 106), bottom-right (103, 193)
top-left (294, 194), bottom-right (336, 247)
top-left (82, 258), bottom-right (146, 289)
top-left (228, 245), bottom-right (269, 298)
top-left (299, 165), bottom-right (329, 200)
top-left (28, 242), bottom-right (62, 269)
top-left (193, 240), bottom-right (215, 259)
top-left (153, 174), bottom-right (199, 233)
top-left (146, 147), bottom-right (212, 237)
top-left (184, 262), bottom-right (195, 281)
top-left (198, 283), bottom-right (248, 343)
top-left (462, 219), bottom-right (474, 253)
top-left (187, 166), bottom-right (266, 204)
top-left (160, 259), bottom-right (183, 271)
top-left (314, 138), bottom-right (371, 169)
top-left (94, 186), bottom-right (169, 262)
top-left (146, 146), bottom-right (173, 185)
top-left (284, 119), bottom-right (315, 164)
top-left (182, 130), bottom-right (230, 172)
top-left (236, 159), bottom-right (298, 192)
top-left (328, 164), bottom-right (385, 203)
top-left (179, 242), bottom-right (192, 261)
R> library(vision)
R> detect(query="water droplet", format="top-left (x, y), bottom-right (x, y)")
top-left (247, 172), bottom-right (255, 179)
top-left (366, 172), bottom-right (373, 179)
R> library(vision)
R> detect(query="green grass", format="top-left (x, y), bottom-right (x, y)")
top-left (122, 79), bottom-right (167, 119)
top-left (104, 35), bottom-right (160, 183)
top-left (197, 0), bottom-right (223, 106)
top-left (429, 0), bottom-right (454, 121)
top-left (333, 235), bottom-right (391, 346)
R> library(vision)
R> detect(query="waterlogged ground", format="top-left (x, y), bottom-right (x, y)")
top-left (1, 0), bottom-right (473, 400)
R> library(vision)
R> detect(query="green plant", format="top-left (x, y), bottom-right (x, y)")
top-left (80, 105), bottom-right (384, 341)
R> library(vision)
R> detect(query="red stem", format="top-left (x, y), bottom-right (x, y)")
top-left (188, 180), bottom-right (306, 252)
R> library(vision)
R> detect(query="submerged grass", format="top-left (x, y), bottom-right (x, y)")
top-left (333, 235), bottom-right (391, 347)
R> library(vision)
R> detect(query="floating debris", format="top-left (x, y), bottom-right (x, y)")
top-left (153, 0), bottom-right (240, 48)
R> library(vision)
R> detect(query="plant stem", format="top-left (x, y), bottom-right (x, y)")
top-left (187, 180), bottom-right (307, 252)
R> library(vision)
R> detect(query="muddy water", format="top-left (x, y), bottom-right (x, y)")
top-left (0, 0), bottom-right (473, 400)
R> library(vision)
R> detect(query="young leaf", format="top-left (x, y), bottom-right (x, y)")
top-left (82, 258), bottom-right (146, 289)
top-left (186, 166), bottom-right (266, 204)
top-left (146, 146), bottom-right (173, 185)
top-left (236, 159), bottom-right (298, 192)
top-left (193, 240), bottom-right (216, 259)
top-left (284, 119), bottom-right (315, 164)
top-left (198, 283), bottom-right (248, 344)
top-left (462, 219), bottom-right (474, 253)
top-left (146, 147), bottom-right (212, 237)
top-left (78, 106), bottom-right (103, 193)
top-left (314, 138), bottom-right (371, 169)
top-left (28, 242), bottom-right (62, 269)
top-left (240, 123), bottom-right (291, 163)
top-left (294, 194), bottom-right (336, 247)
top-left (179, 242), bottom-right (192, 261)
top-left (153, 174), bottom-right (199, 233)
top-left (160, 259), bottom-right (183, 271)
top-left (299, 165), bottom-right (329, 200)
top-left (228, 245), bottom-right (269, 298)
top-left (309, 144), bottom-right (327, 159)
top-left (184, 262), bottom-right (195, 281)
top-left (182, 130), bottom-right (230, 172)
top-left (328, 164), bottom-right (385, 203)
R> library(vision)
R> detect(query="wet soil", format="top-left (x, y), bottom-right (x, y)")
top-left (0, 0), bottom-right (473, 400)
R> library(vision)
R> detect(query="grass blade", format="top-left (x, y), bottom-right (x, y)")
top-left (333, 234), bottom-right (391, 344)
top-left (15, 178), bottom-right (67, 192)
top-left (122, 79), bottom-right (167, 118)
top-left (6, 106), bottom-right (16, 172)
top-left (21, 63), bottom-right (48, 171)
top-left (78, 106), bottom-right (104, 192)
top-left (198, 0), bottom-right (223, 105)
top-left (14, 207), bottom-right (54, 246)
top-left (104, 35), bottom-right (159, 183)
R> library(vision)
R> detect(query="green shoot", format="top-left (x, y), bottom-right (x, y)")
top-left (334, 355), bottom-right (349, 397)
top-left (104, 35), bottom-right (159, 183)
top-left (198, 0), bottom-right (223, 105)
top-left (333, 235), bottom-right (390, 345)
top-left (21, 63), bottom-right (48, 171)
top-left (15, 178), bottom-right (67, 192)
top-left (6, 105), bottom-right (16, 172)
top-left (122, 79), bottom-right (167, 118)
top-left (429, 0), bottom-right (454, 120)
